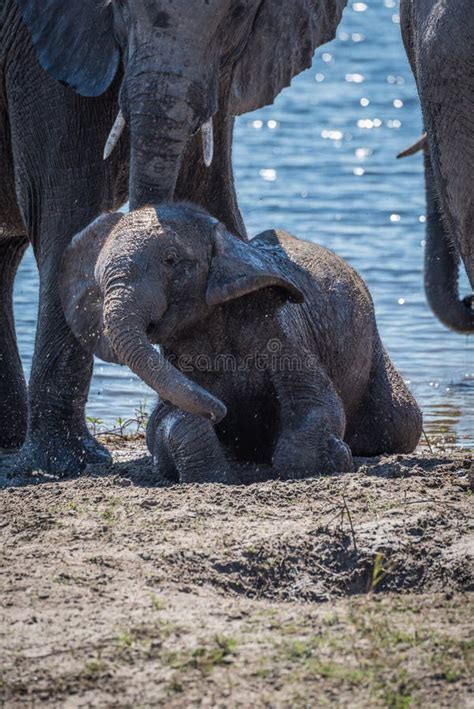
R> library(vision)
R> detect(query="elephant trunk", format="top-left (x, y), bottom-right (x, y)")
top-left (125, 67), bottom-right (202, 210)
top-left (423, 152), bottom-right (474, 333)
top-left (102, 285), bottom-right (226, 423)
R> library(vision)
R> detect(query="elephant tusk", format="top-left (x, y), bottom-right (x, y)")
top-left (103, 110), bottom-right (126, 160)
top-left (396, 132), bottom-right (428, 159)
top-left (201, 117), bottom-right (214, 168)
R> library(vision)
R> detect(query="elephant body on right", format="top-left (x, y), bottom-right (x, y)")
top-left (400, 0), bottom-right (474, 333)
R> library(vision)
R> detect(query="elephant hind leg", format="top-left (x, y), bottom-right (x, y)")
top-left (0, 236), bottom-right (29, 450)
top-left (345, 347), bottom-right (422, 457)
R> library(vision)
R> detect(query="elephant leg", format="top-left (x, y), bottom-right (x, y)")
top-left (345, 347), bottom-right (422, 457)
top-left (0, 213), bottom-right (112, 476)
top-left (147, 402), bottom-right (239, 485)
top-left (0, 236), bottom-right (29, 450)
top-left (0, 41), bottom-right (125, 476)
top-left (272, 365), bottom-right (354, 478)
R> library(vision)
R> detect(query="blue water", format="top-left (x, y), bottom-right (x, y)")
top-left (13, 0), bottom-right (473, 447)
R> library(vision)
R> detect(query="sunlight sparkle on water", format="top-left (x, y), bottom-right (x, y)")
top-left (357, 119), bottom-right (382, 129)
top-left (259, 168), bottom-right (277, 182)
top-left (322, 129), bottom-right (344, 141)
top-left (355, 148), bottom-right (372, 159)
top-left (346, 73), bottom-right (364, 83)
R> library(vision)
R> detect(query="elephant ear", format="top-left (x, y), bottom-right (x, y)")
top-left (206, 225), bottom-right (304, 307)
top-left (59, 212), bottom-right (123, 362)
top-left (16, 0), bottom-right (119, 96)
top-left (228, 0), bottom-right (347, 115)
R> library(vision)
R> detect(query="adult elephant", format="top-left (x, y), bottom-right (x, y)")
top-left (399, 0), bottom-right (474, 333)
top-left (0, 0), bottom-right (347, 474)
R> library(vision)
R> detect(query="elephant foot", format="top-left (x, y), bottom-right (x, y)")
top-left (0, 409), bottom-right (27, 452)
top-left (178, 466), bottom-right (240, 486)
top-left (82, 429), bottom-right (113, 465)
top-left (0, 430), bottom-right (26, 454)
top-left (274, 435), bottom-right (354, 479)
top-left (0, 434), bottom-right (110, 478)
top-left (151, 453), bottom-right (240, 486)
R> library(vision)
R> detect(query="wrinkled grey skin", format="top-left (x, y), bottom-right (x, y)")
top-left (58, 203), bottom-right (421, 484)
top-left (0, 0), bottom-right (347, 474)
top-left (400, 0), bottom-right (474, 333)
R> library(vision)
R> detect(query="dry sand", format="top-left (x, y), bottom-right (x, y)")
top-left (1, 437), bottom-right (473, 707)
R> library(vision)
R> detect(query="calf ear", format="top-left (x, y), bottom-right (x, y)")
top-left (16, 0), bottom-right (119, 97)
top-left (206, 226), bottom-right (304, 307)
top-left (60, 213), bottom-right (123, 362)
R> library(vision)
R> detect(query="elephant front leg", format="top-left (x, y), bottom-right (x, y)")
top-left (147, 402), bottom-right (239, 485)
top-left (0, 232), bottom-right (110, 478)
top-left (272, 366), bottom-right (354, 479)
top-left (0, 237), bottom-right (29, 450)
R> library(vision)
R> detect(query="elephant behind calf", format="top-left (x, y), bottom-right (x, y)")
top-left (60, 204), bottom-right (423, 483)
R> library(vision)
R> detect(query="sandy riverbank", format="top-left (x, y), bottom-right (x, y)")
top-left (1, 438), bottom-right (472, 706)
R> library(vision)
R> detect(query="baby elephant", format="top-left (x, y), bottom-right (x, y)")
top-left (60, 204), bottom-right (422, 483)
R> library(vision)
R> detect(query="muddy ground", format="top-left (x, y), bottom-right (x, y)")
top-left (1, 437), bottom-right (473, 707)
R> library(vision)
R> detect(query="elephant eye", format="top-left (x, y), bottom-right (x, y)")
top-left (162, 250), bottom-right (179, 267)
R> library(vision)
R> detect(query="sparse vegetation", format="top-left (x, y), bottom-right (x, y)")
top-left (87, 399), bottom-right (150, 439)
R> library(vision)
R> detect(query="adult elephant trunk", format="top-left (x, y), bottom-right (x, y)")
top-left (423, 152), bottom-right (474, 333)
top-left (125, 67), bottom-right (203, 210)
top-left (102, 287), bottom-right (226, 423)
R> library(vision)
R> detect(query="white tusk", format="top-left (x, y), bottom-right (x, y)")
top-left (201, 117), bottom-right (214, 168)
top-left (396, 132), bottom-right (428, 159)
top-left (103, 110), bottom-right (126, 160)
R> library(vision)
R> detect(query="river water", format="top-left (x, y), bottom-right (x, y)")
top-left (13, 0), bottom-right (473, 447)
